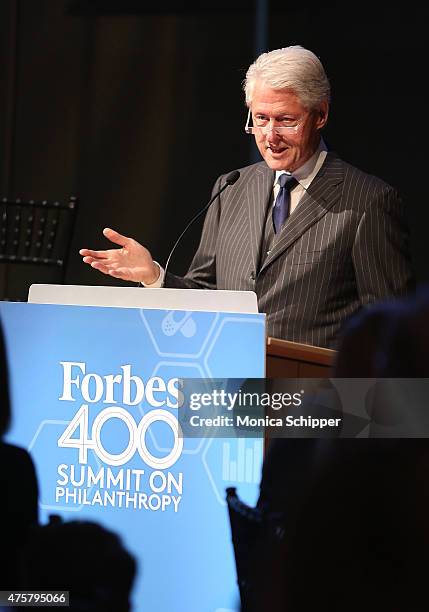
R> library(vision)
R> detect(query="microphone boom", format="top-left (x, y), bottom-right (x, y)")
top-left (162, 171), bottom-right (240, 285)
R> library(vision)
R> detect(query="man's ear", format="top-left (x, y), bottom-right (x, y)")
top-left (316, 101), bottom-right (329, 129)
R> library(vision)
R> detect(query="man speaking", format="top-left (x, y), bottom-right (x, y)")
top-left (80, 45), bottom-right (414, 349)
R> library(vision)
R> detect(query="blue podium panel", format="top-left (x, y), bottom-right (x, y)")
top-left (0, 302), bottom-right (265, 612)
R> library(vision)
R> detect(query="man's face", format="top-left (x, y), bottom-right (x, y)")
top-left (250, 82), bottom-right (329, 172)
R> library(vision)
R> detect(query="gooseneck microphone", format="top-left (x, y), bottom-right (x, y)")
top-left (162, 170), bottom-right (240, 286)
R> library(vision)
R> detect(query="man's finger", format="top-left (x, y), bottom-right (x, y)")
top-left (80, 249), bottom-right (110, 259)
top-left (83, 256), bottom-right (114, 267)
top-left (103, 227), bottom-right (131, 248)
top-left (90, 261), bottom-right (112, 274)
top-left (108, 268), bottom-right (129, 279)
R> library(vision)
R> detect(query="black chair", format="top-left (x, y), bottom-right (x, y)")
top-left (0, 196), bottom-right (78, 301)
top-left (226, 487), bottom-right (287, 612)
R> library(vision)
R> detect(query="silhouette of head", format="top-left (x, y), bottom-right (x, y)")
top-left (20, 518), bottom-right (137, 611)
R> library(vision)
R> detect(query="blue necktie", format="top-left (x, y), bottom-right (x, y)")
top-left (273, 173), bottom-right (297, 234)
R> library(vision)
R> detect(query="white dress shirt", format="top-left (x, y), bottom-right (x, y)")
top-left (273, 138), bottom-right (328, 215)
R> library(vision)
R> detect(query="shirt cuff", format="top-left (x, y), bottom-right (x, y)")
top-left (141, 261), bottom-right (165, 288)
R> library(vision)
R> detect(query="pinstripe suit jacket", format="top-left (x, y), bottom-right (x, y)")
top-left (166, 152), bottom-right (414, 349)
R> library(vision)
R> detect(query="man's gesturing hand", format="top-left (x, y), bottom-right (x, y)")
top-left (79, 228), bottom-right (160, 284)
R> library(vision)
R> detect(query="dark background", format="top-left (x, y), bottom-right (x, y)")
top-left (0, 0), bottom-right (427, 293)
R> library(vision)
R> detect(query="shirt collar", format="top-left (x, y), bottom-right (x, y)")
top-left (274, 138), bottom-right (328, 189)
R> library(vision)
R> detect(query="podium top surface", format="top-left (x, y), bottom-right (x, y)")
top-left (266, 336), bottom-right (336, 365)
top-left (28, 284), bottom-right (259, 313)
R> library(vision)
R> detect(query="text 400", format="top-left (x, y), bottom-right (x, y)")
top-left (58, 405), bottom-right (183, 469)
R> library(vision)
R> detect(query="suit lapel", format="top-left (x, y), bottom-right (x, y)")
top-left (260, 152), bottom-right (344, 273)
top-left (246, 163), bottom-right (275, 272)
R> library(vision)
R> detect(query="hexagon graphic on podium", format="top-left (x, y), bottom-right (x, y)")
top-left (204, 316), bottom-right (265, 377)
top-left (139, 309), bottom-right (219, 358)
top-left (202, 436), bottom-right (264, 507)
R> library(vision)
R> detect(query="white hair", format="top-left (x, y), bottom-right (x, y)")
top-left (244, 45), bottom-right (331, 110)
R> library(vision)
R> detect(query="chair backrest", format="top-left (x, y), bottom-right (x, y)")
top-left (226, 487), bottom-right (263, 610)
top-left (0, 196), bottom-right (78, 300)
top-left (226, 486), bottom-right (288, 611)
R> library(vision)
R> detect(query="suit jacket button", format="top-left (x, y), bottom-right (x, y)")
top-left (250, 272), bottom-right (256, 281)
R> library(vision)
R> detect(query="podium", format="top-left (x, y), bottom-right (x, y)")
top-left (2, 284), bottom-right (338, 610)
top-left (266, 336), bottom-right (336, 378)
top-left (1, 285), bottom-right (266, 612)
